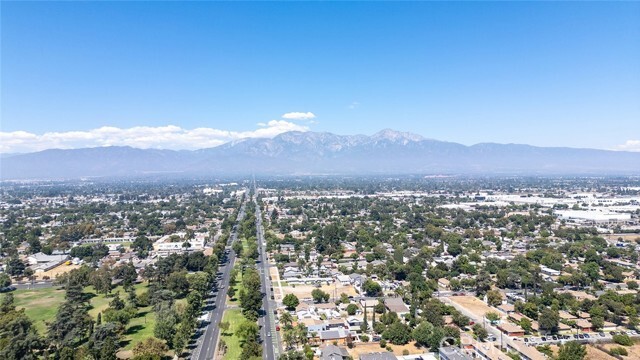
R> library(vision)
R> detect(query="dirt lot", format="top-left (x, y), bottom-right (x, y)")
top-left (604, 233), bottom-right (640, 243)
top-left (347, 341), bottom-right (429, 357)
top-left (281, 282), bottom-right (358, 301)
top-left (448, 296), bottom-right (497, 318)
top-left (601, 342), bottom-right (640, 358)
top-left (37, 264), bottom-right (80, 280)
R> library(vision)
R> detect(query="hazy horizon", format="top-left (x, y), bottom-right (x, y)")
top-left (2, 2), bottom-right (639, 154)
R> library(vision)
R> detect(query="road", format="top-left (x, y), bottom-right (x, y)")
top-left (254, 187), bottom-right (281, 360)
top-left (12, 280), bottom-right (54, 290)
top-left (192, 199), bottom-right (246, 360)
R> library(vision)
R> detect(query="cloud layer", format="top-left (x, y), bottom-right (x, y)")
top-left (616, 140), bottom-right (640, 152)
top-left (281, 112), bottom-right (316, 120)
top-left (0, 120), bottom-right (309, 153)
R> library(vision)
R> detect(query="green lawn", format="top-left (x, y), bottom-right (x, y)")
top-left (13, 286), bottom-right (66, 334)
top-left (220, 308), bottom-right (246, 360)
top-left (12, 282), bottom-right (155, 350)
top-left (228, 268), bottom-right (244, 305)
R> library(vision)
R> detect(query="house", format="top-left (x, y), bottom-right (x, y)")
top-left (346, 316), bottom-right (364, 328)
top-left (439, 347), bottom-right (472, 360)
top-left (321, 345), bottom-right (350, 360)
top-left (385, 297), bottom-right (410, 317)
top-left (319, 329), bottom-right (353, 344)
top-left (27, 252), bottom-right (68, 265)
top-left (497, 322), bottom-right (525, 337)
top-left (496, 304), bottom-right (514, 314)
top-left (438, 278), bottom-right (451, 289)
top-left (336, 274), bottom-right (351, 286)
top-left (300, 318), bottom-right (325, 334)
top-left (360, 352), bottom-right (398, 360)
top-left (575, 319), bottom-right (593, 332)
top-left (540, 265), bottom-right (561, 277)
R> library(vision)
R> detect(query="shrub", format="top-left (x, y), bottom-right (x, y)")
top-left (402, 350), bottom-right (410, 356)
top-left (613, 334), bottom-right (633, 346)
top-left (360, 335), bottom-right (369, 342)
top-left (610, 347), bottom-right (628, 356)
top-left (379, 339), bottom-right (387, 348)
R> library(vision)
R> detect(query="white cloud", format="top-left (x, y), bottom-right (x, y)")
top-left (281, 111), bottom-right (316, 120)
top-left (348, 101), bottom-right (360, 109)
top-left (615, 140), bottom-right (640, 152)
top-left (0, 121), bottom-right (309, 153)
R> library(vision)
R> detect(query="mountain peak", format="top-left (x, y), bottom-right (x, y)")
top-left (371, 129), bottom-right (425, 143)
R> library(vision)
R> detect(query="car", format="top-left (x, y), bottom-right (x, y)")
top-left (267, 332), bottom-right (271, 337)
top-left (524, 338), bottom-right (529, 343)
top-left (541, 337), bottom-right (547, 342)
top-left (631, 331), bottom-right (638, 335)
top-left (552, 336), bottom-right (558, 341)
top-left (599, 332), bottom-right (605, 338)
top-left (626, 331), bottom-right (634, 335)
top-left (610, 331), bottom-right (617, 335)
top-left (584, 334), bottom-right (590, 339)
top-left (573, 334), bottom-right (579, 339)
top-left (563, 335), bottom-right (570, 340)
top-left (578, 334), bottom-right (585, 339)
top-left (276, 325), bottom-right (280, 331)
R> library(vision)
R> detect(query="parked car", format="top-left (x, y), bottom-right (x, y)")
top-left (599, 332), bottom-right (605, 338)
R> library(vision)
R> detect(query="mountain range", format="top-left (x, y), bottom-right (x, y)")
top-left (1, 129), bottom-right (639, 179)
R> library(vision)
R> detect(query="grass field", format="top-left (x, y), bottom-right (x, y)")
top-left (13, 286), bottom-right (66, 334)
top-left (12, 282), bottom-right (155, 350)
top-left (228, 268), bottom-right (244, 305)
top-left (220, 308), bottom-right (246, 360)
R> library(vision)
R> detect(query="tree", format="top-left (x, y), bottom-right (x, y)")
top-left (556, 341), bottom-right (586, 360)
top-left (538, 308), bottom-right (559, 334)
top-left (283, 293), bottom-right (300, 311)
top-left (520, 317), bottom-right (533, 334)
top-left (412, 321), bottom-right (434, 347)
top-left (473, 324), bottom-right (488, 341)
top-left (232, 241), bottom-right (244, 257)
top-left (153, 305), bottom-right (177, 348)
top-left (241, 337), bottom-right (262, 358)
top-left (361, 305), bottom-right (369, 333)
top-left (166, 271), bottom-right (189, 298)
top-left (363, 280), bottom-right (383, 297)
top-left (0, 273), bottom-right (11, 288)
top-left (0, 294), bottom-right (42, 359)
top-left (237, 320), bottom-right (260, 341)
top-left (487, 290), bottom-right (503, 307)
top-left (311, 289), bottom-right (330, 303)
top-left (280, 312), bottom-right (294, 329)
top-left (485, 311), bottom-right (500, 324)
top-left (219, 321), bottom-right (231, 334)
top-left (109, 292), bottom-right (125, 311)
top-left (346, 303), bottom-right (358, 316)
top-left (452, 312), bottom-right (470, 328)
top-left (6, 257), bottom-right (25, 277)
top-left (132, 337), bottom-right (168, 359)
top-left (132, 236), bottom-right (153, 258)
top-left (382, 321), bottom-right (411, 345)
top-left (92, 266), bottom-right (113, 295)
top-left (227, 286), bottom-right (237, 299)
top-left (88, 323), bottom-right (119, 360)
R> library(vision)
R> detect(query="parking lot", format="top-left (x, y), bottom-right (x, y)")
top-left (520, 330), bottom-right (640, 346)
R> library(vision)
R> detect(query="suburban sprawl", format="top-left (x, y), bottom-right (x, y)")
top-left (1, 176), bottom-right (640, 360)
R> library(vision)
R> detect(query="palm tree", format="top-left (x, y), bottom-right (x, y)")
top-left (281, 311), bottom-right (294, 330)
top-left (295, 323), bottom-right (308, 345)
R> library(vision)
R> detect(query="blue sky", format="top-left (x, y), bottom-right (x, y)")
top-left (1, 1), bottom-right (639, 152)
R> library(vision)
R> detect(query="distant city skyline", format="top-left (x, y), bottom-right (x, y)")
top-left (2, 1), bottom-right (639, 153)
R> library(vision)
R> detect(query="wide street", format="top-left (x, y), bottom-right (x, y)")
top-left (254, 189), bottom-right (281, 360)
top-left (192, 199), bottom-right (246, 360)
